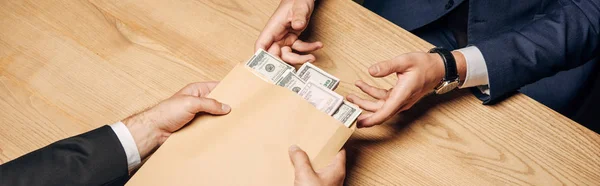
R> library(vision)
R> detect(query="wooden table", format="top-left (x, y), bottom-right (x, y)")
top-left (1, 0), bottom-right (599, 185)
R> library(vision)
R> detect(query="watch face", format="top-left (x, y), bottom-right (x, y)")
top-left (435, 81), bottom-right (459, 94)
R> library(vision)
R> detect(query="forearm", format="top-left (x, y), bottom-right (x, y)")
top-left (452, 50), bottom-right (467, 84)
top-left (122, 111), bottom-right (168, 160)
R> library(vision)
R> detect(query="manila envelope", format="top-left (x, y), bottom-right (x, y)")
top-left (127, 64), bottom-right (355, 185)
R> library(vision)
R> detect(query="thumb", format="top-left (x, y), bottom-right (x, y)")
top-left (332, 149), bottom-right (346, 173)
top-left (317, 149), bottom-right (347, 185)
top-left (290, 0), bottom-right (312, 31)
top-left (289, 145), bottom-right (317, 180)
top-left (184, 96), bottom-right (231, 115)
top-left (368, 57), bottom-right (411, 77)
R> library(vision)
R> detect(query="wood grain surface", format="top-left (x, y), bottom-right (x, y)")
top-left (1, 0), bottom-right (599, 185)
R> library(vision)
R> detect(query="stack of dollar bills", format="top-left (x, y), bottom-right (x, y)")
top-left (246, 49), bottom-right (362, 127)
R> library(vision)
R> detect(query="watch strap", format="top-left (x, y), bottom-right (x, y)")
top-left (429, 47), bottom-right (458, 81)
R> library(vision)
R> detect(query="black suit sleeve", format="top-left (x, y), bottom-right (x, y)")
top-left (0, 125), bottom-right (129, 186)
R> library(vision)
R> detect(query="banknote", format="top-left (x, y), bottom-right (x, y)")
top-left (296, 62), bottom-right (340, 90)
top-left (298, 81), bottom-right (343, 115)
top-left (275, 70), bottom-right (306, 93)
top-left (246, 49), bottom-right (295, 82)
top-left (332, 101), bottom-right (362, 127)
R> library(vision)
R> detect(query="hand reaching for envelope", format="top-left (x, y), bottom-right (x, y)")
top-left (123, 82), bottom-right (232, 160)
top-left (255, 0), bottom-right (322, 64)
top-left (258, 0), bottom-right (468, 129)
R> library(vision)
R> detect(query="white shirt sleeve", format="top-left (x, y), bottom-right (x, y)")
top-left (455, 46), bottom-right (490, 95)
top-left (109, 121), bottom-right (141, 172)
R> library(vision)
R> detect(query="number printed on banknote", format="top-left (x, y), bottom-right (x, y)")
top-left (332, 101), bottom-right (362, 127)
top-left (246, 49), bottom-right (295, 82)
top-left (297, 81), bottom-right (343, 115)
top-left (275, 70), bottom-right (306, 93)
top-left (296, 62), bottom-right (340, 90)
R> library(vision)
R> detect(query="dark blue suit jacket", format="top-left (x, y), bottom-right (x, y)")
top-left (363, 0), bottom-right (600, 115)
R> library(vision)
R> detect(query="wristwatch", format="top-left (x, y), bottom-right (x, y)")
top-left (429, 47), bottom-right (460, 94)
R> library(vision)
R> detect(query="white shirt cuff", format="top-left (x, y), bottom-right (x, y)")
top-left (477, 85), bottom-right (490, 95)
top-left (456, 46), bottom-right (490, 89)
top-left (109, 121), bottom-right (141, 172)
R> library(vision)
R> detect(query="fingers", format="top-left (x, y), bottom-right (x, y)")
top-left (290, 0), bottom-right (313, 31)
top-left (315, 149), bottom-right (346, 185)
top-left (355, 80), bottom-right (387, 99)
top-left (280, 39), bottom-right (322, 65)
top-left (255, 35), bottom-right (274, 52)
top-left (281, 46), bottom-right (316, 65)
top-left (268, 43), bottom-right (282, 57)
top-left (357, 112), bottom-right (373, 122)
top-left (346, 94), bottom-right (382, 112)
top-left (177, 81), bottom-right (219, 97)
top-left (291, 40), bottom-right (322, 52)
top-left (359, 82), bottom-right (411, 127)
top-left (255, 0), bottom-right (313, 52)
top-left (256, 28), bottom-right (281, 52)
top-left (255, 17), bottom-right (289, 51)
top-left (199, 81), bottom-right (219, 93)
top-left (184, 96), bottom-right (231, 115)
top-left (289, 145), bottom-right (317, 179)
top-left (332, 149), bottom-right (347, 173)
top-left (369, 57), bottom-right (411, 77)
top-left (331, 149), bottom-right (347, 183)
top-left (399, 95), bottom-right (421, 112)
top-left (195, 81), bottom-right (219, 97)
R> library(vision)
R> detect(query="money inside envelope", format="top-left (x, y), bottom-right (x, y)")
top-left (246, 49), bottom-right (362, 127)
